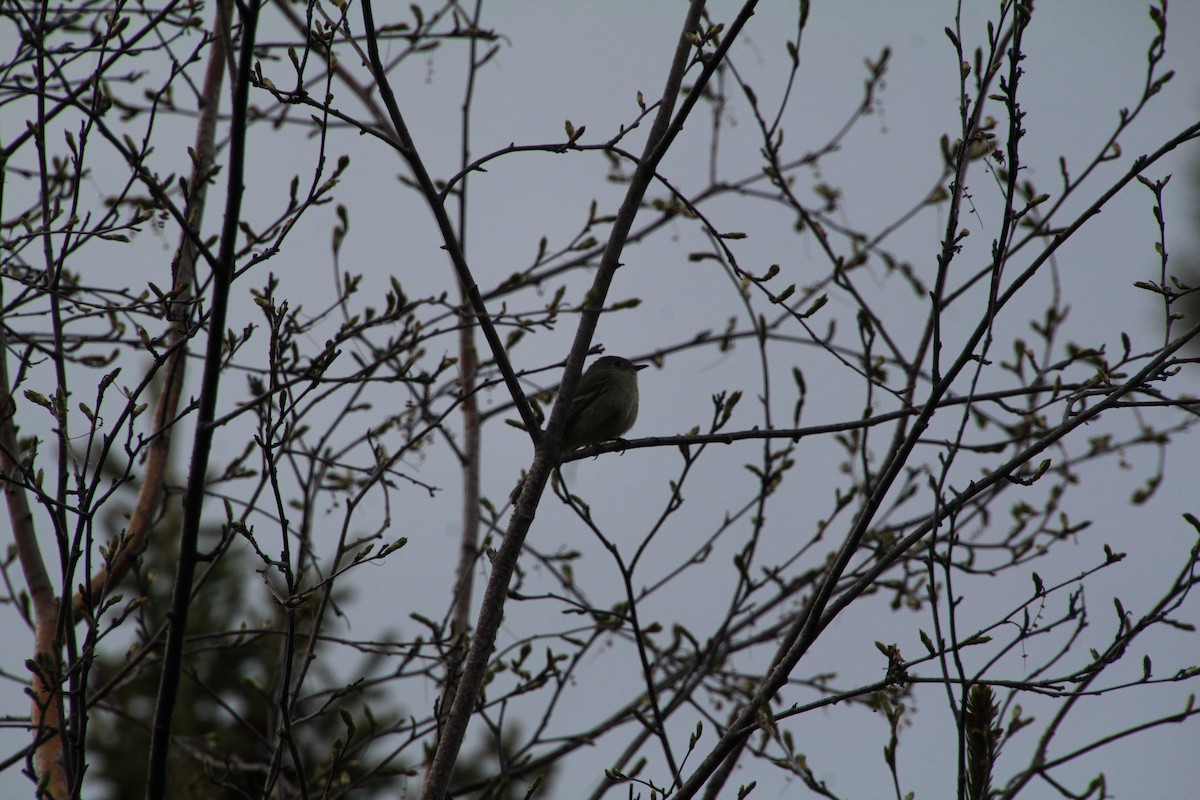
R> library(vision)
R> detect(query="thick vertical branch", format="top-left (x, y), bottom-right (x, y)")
top-left (20, 3), bottom-right (73, 793)
top-left (3, 4), bottom-right (232, 795)
top-left (0, 324), bottom-right (62, 799)
top-left (440, 0), bottom-right (486, 740)
top-left (144, 3), bottom-right (259, 797)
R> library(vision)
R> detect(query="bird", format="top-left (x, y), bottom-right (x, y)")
top-left (510, 355), bottom-right (647, 504)
top-left (558, 355), bottom-right (647, 451)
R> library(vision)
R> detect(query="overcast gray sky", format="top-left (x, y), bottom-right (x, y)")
top-left (3, 2), bottom-right (1200, 797)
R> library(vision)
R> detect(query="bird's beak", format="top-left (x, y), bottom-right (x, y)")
top-left (634, 363), bottom-right (649, 371)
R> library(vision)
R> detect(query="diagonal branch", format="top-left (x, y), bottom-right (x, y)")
top-left (144, 2), bottom-right (258, 797)
top-left (416, 3), bottom-right (776, 798)
top-left (70, 0), bottom-right (233, 622)
top-left (360, 0), bottom-right (538, 440)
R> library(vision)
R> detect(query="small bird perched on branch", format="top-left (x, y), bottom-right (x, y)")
top-left (511, 355), bottom-right (647, 504)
